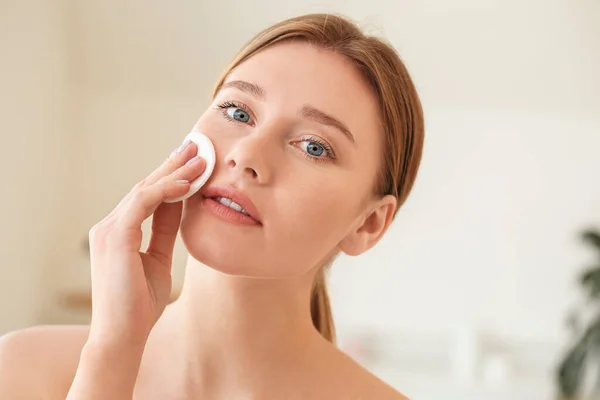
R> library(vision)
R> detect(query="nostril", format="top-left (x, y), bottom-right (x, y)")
top-left (225, 155), bottom-right (260, 180)
top-left (245, 168), bottom-right (258, 178)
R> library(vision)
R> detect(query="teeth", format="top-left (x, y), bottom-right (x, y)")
top-left (229, 201), bottom-right (243, 213)
top-left (215, 197), bottom-right (249, 215)
top-left (218, 197), bottom-right (232, 207)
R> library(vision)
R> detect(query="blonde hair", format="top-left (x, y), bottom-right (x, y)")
top-left (213, 14), bottom-right (424, 343)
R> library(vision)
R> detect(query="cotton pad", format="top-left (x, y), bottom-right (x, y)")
top-left (165, 131), bottom-right (216, 203)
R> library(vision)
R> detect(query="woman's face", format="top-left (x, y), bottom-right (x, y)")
top-left (180, 41), bottom-right (394, 278)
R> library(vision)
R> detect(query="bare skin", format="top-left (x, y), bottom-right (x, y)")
top-left (0, 42), bottom-right (408, 399)
top-left (0, 323), bottom-right (405, 399)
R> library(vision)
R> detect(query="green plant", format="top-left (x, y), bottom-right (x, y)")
top-left (557, 229), bottom-right (600, 399)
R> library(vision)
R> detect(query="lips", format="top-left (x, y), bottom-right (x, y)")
top-left (200, 184), bottom-right (262, 224)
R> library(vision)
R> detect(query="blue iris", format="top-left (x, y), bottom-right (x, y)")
top-left (306, 142), bottom-right (324, 157)
top-left (227, 108), bottom-right (250, 123)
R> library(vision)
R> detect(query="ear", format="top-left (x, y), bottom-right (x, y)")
top-left (339, 195), bottom-right (397, 256)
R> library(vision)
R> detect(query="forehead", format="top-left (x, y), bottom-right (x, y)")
top-left (225, 41), bottom-right (382, 146)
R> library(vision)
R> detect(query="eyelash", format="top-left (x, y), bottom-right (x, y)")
top-left (215, 100), bottom-right (336, 163)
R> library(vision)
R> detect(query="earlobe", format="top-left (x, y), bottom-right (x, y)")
top-left (339, 195), bottom-right (397, 256)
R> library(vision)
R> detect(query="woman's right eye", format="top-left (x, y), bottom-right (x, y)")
top-left (216, 101), bottom-right (254, 125)
top-left (227, 107), bottom-right (251, 123)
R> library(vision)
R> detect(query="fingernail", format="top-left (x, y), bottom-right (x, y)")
top-left (176, 139), bottom-right (192, 153)
top-left (185, 156), bottom-right (201, 166)
top-left (175, 179), bottom-right (189, 184)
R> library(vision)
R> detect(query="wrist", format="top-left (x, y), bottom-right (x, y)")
top-left (76, 338), bottom-right (146, 393)
top-left (67, 337), bottom-right (147, 400)
top-left (87, 322), bottom-right (150, 350)
top-left (82, 332), bottom-right (148, 369)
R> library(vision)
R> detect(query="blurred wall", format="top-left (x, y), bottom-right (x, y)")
top-left (0, 0), bottom-right (78, 332)
top-left (1, 0), bottom-right (600, 356)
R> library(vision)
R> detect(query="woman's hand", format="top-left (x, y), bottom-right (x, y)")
top-left (67, 139), bottom-right (205, 399)
top-left (88, 139), bottom-right (205, 344)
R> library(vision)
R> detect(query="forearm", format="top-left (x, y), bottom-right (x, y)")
top-left (66, 339), bottom-right (146, 400)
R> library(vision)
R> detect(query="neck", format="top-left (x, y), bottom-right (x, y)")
top-left (151, 256), bottom-right (323, 396)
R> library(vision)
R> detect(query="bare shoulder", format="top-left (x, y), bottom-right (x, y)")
top-left (0, 324), bottom-right (90, 399)
top-left (355, 372), bottom-right (409, 400)
top-left (335, 352), bottom-right (409, 400)
top-left (309, 341), bottom-right (409, 400)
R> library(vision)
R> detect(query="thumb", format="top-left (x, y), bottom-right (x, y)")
top-left (141, 253), bottom-right (173, 320)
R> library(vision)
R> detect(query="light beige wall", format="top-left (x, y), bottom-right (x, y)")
top-left (0, 0), bottom-right (77, 332)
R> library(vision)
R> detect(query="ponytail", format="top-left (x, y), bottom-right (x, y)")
top-left (310, 268), bottom-right (336, 343)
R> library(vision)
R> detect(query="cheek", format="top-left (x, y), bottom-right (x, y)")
top-left (192, 109), bottom-right (237, 146)
top-left (192, 110), bottom-right (240, 169)
top-left (265, 177), bottom-right (361, 273)
top-left (193, 109), bottom-right (217, 133)
top-left (276, 174), bottom-right (363, 244)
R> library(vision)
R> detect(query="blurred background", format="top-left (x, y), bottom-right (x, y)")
top-left (1, 0), bottom-right (599, 399)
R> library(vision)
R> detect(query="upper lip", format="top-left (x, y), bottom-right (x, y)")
top-left (201, 184), bottom-right (262, 224)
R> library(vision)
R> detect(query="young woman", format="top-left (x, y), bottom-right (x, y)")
top-left (0, 13), bottom-right (424, 399)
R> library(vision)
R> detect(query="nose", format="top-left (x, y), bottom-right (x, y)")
top-left (224, 132), bottom-right (273, 184)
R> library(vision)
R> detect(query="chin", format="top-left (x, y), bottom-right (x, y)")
top-left (179, 196), bottom-right (262, 276)
top-left (179, 204), bottom-right (283, 277)
top-left (179, 217), bottom-right (261, 277)
top-left (179, 221), bottom-right (317, 279)
top-left (179, 196), bottom-right (322, 279)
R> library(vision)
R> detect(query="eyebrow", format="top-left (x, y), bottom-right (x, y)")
top-left (220, 80), bottom-right (355, 145)
top-left (220, 80), bottom-right (266, 100)
top-left (299, 104), bottom-right (355, 145)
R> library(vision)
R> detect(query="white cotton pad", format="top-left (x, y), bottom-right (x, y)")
top-left (164, 131), bottom-right (216, 203)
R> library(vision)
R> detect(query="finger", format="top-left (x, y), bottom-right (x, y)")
top-left (105, 141), bottom-right (199, 221)
top-left (146, 154), bottom-right (208, 263)
top-left (119, 157), bottom-right (206, 230)
top-left (145, 140), bottom-right (198, 185)
top-left (120, 180), bottom-right (191, 231)
top-left (146, 201), bottom-right (183, 266)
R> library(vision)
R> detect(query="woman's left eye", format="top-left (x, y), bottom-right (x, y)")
top-left (297, 139), bottom-right (335, 161)
top-left (301, 141), bottom-right (325, 157)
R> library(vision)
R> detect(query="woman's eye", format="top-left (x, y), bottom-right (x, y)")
top-left (304, 141), bottom-right (325, 157)
top-left (297, 139), bottom-right (335, 161)
top-left (226, 107), bottom-right (251, 123)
